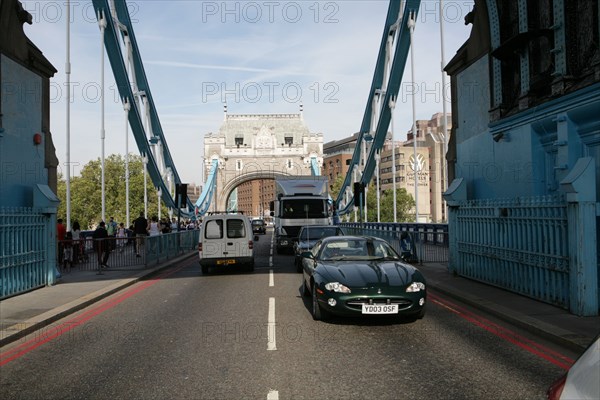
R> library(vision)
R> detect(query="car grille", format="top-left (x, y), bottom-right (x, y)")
top-left (346, 298), bottom-right (413, 310)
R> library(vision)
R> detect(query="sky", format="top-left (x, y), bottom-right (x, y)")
top-left (21, 0), bottom-right (474, 185)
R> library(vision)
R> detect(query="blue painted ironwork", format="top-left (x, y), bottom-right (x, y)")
top-left (194, 159), bottom-right (219, 216)
top-left (310, 157), bottom-right (320, 176)
top-left (486, 0), bottom-right (503, 107)
top-left (552, 0), bottom-right (566, 77)
top-left (336, 0), bottom-right (421, 214)
top-left (91, 0), bottom-right (192, 215)
top-left (144, 230), bottom-right (200, 266)
top-left (454, 195), bottom-right (570, 309)
top-left (518, 0), bottom-right (530, 94)
top-left (1, 208), bottom-right (52, 299)
top-left (341, 222), bottom-right (449, 263)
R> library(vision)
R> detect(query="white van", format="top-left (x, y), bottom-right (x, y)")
top-left (198, 213), bottom-right (254, 274)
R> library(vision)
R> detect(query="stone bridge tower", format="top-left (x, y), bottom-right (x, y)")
top-left (204, 111), bottom-right (323, 211)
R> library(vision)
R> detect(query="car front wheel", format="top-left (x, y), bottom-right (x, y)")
top-left (311, 284), bottom-right (330, 321)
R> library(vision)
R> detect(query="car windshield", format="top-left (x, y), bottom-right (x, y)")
top-left (299, 227), bottom-right (342, 240)
top-left (319, 239), bottom-right (400, 261)
top-left (252, 220), bottom-right (264, 226)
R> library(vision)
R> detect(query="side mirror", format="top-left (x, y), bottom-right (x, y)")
top-left (300, 251), bottom-right (314, 259)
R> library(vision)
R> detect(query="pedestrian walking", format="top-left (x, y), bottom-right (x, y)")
top-left (116, 222), bottom-right (127, 252)
top-left (148, 216), bottom-right (161, 237)
top-left (57, 218), bottom-right (66, 265)
top-left (92, 221), bottom-right (110, 268)
top-left (62, 231), bottom-right (74, 273)
top-left (133, 212), bottom-right (147, 257)
top-left (71, 221), bottom-right (82, 264)
top-left (107, 216), bottom-right (118, 252)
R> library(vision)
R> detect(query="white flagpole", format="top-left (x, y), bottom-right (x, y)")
top-left (65, 0), bottom-right (71, 230)
top-left (98, 10), bottom-right (107, 222)
top-left (440, 0), bottom-right (449, 222)
top-left (408, 12), bottom-right (419, 222)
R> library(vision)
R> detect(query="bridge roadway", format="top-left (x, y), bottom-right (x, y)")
top-left (0, 229), bottom-right (579, 399)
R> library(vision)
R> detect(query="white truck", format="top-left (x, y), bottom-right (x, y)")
top-left (270, 176), bottom-right (332, 254)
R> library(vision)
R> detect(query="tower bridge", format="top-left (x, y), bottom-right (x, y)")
top-left (3, 0), bottom-right (598, 315)
top-left (203, 111), bottom-right (323, 212)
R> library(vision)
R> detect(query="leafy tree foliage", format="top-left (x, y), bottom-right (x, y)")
top-left (57, 154), bottom-right (166, 229)
top-left (365, 184), bottom-right (415, 223)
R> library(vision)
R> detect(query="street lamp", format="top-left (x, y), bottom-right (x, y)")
top-left (363, 133), bottom-right (373, 223)
top-left (143, 154), bottom-right (148, 218)
top-left (157, 187), bottom-right (162, 220)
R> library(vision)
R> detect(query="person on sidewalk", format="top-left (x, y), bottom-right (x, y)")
top-left (133, 212), bottom-right (147, 257)
top-left (57, 218), bottom-right (66, 265)
top-left (92, 221), bottom-right (110, 268)
top-left (107, 216), bottom-right (118, 253)
top-left (116, 222), bottom-right (127, 252)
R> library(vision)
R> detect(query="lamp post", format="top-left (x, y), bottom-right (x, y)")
top-left (439, 0), bottom-right (449, 222)
top-left (389, 96), bottom-right (397, 223)
top-left (143, 154), bottom-right (148, 218)
top-left (408, 12), bottom-right (419, 223)
top-left (157, 187), bottom-right (162, 220)
top-left (124, 98), bottom-right (130, 227)
top-left (98, 10), bottom-right (107, 223)
top-left (363, 133), bottom-right (373, 223)
top-left (65, 0), bottom-right (71, 231)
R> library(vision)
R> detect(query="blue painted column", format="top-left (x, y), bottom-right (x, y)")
top-left (561, 157), bottom-right (598, 316)
top-left (443, 178), bottom-right (468, 275)
top-left (34, 184), bottom-right (60, 285)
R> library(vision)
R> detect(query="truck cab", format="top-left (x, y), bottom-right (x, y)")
top-left (270, 177), bottom-right (332, 254)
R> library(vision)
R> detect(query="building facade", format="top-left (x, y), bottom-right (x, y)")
top-left (204, 111), bottom-right (322, 212)
top-left (444, 0), bottom-right (599, 315)
top-left (323, 113), bottom-right (450, 223)
top-left (1, 0), bottom-right (60, 297)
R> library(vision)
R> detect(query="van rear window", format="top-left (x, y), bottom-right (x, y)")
top-left (205, 220), bottom-right (223, 239)
top-left (227, 219), bottom-right (246, 238)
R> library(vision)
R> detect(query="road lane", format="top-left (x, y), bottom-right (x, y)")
top-left (1, 229), bottom-right (577, 399)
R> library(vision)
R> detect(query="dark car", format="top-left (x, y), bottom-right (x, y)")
top-left (251, 219), bottom-right (266, 235)
top-left (294, 225), bottom-right (344, 272)
top-left (300, 236), bottom-right (426, 321)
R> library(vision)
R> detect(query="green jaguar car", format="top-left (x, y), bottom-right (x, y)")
top-left (300, 236), bottom-right (426, 321)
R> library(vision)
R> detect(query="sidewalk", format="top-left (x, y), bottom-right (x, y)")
top-left (1, 257), bottom-right (598, 352)
top-left (419, 262), bottom-right (600, 352)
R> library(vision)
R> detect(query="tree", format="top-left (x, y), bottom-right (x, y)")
top-left (57, 154), bottom-right (166, 229)
top-left (365, 184), bottom-right (415, 223)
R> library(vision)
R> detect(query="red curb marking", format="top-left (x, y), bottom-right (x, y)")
top-left (1, 261), bottom-right (192, 367)
top-left (429, 291), bottom-right (575, 370)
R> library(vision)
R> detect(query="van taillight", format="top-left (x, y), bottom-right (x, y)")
top-left (248, 240), bottom-right (253, 250)
top-left (198, 243), bottom-right (202, 252)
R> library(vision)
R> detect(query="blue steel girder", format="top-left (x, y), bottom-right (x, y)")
top-left (310, 157), bottom-right (320, 176)
top-left (336, 0), bottom-right (421, 215)
top-left (92, 0), bottom-right (192, 215)
top-left (194, 159), bottom-right (219, 216)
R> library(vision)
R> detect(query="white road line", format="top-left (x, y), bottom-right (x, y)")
top-left (267, 297), bottom-right (277, 351)
top-left (269, 256), bottom-right (273, 267)
top-left (267, 390), bottom-right (279, 400)
top-left (269, 269), bottom-right (274, 287)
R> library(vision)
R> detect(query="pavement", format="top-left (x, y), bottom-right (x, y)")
top-left (1, 255), bottom-right (599, 354)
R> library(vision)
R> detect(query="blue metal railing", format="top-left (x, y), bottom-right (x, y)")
top-left (452, 195), bottom-right (570, 309)
top-left (1, 207), bottom-right (54, 299)
top-left (341, 222), bottom-right (449, 263)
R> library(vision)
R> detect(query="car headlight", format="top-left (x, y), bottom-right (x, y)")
top-left (406, 282), bottom-right (426, 292)
top-left (324, 282), bottom-right (351, 293)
